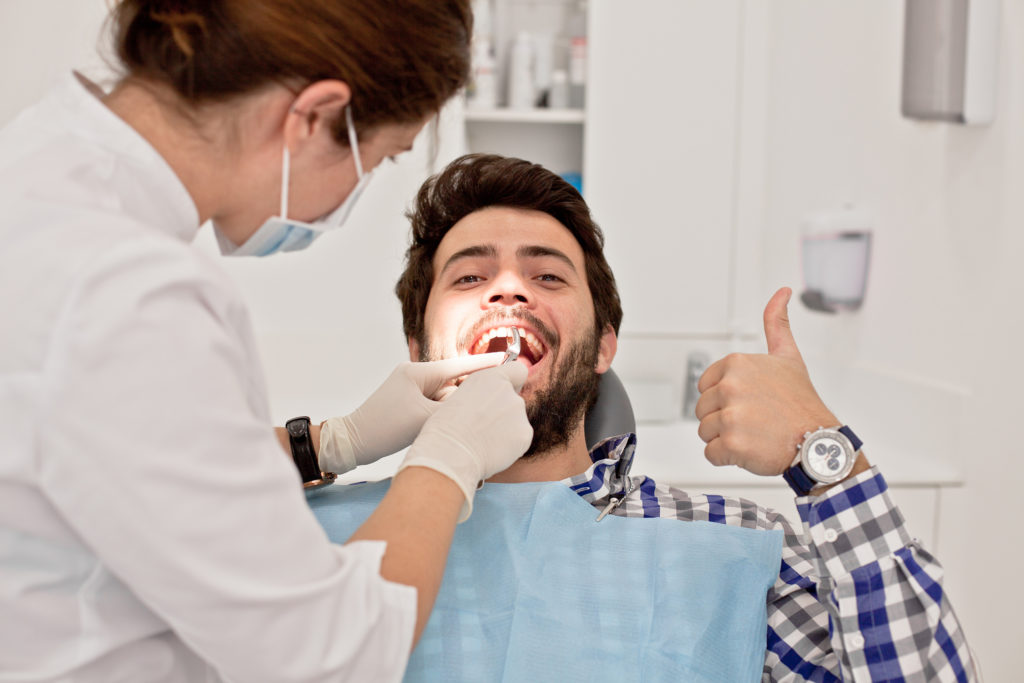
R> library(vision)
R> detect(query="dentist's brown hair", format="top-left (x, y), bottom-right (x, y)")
top-left (110, 0), bottom-right (472, 147)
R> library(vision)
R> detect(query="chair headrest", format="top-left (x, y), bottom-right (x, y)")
top-left (583, 368), bottom-right (636, 450)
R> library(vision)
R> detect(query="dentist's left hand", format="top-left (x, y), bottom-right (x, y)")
top-left (318, 354), bottom-right (508, 474)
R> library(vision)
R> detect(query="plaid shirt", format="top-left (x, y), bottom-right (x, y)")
top-left (567, 433), bottom-right (976, 682)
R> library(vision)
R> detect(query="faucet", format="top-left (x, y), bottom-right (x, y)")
top-left (682, 351), bottom-right (710, 420)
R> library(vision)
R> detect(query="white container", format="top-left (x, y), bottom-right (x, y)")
top-left (467, 37), bottom-right (498, 109)
top-left (567, 0), bottom-right (587, 108)
top-left (800, 205), bottom-right (873, 312)
top-left (533, 33), bottom-right (555, 106)
top-left (549, 69), bottom-right (569, 109)
top-left (508, 31), bottom-right (536, 110)
top-left (472, 0), bottom-right (492, 38)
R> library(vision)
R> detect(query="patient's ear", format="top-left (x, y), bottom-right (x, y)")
top-left (407, 337), bottom-right (420, 362)
top-left (595, 324), bottom-right (617, 375)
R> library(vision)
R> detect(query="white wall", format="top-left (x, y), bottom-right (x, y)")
top-left (2, 1), bottom-right (1021, 678)
top-left (0, 1), bottom-right (114, 122)
top-left (758, 2), bottom-right (1024, 679)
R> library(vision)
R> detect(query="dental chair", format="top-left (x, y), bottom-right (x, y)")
top-left (583, 368), bottom-right (636, 449)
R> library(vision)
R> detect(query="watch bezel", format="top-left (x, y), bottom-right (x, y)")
top-left (797, 427), bottom-right (858, 486)
top-left (303, 471), bottom-right (337, 491)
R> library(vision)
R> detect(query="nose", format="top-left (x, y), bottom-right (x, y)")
top-left (484, 271), bottom-right (530, 307)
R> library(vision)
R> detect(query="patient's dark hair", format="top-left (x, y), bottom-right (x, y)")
top-left (396, 153), bottom-right (623, 347)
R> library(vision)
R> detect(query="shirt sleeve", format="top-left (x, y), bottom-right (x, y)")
top-left (763, 467), bottom-right (976, 682)
top-left (37, 239), bottom-right (416, 682)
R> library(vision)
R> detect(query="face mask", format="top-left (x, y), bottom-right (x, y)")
top-left (217, 106), bottom-right (373, 257)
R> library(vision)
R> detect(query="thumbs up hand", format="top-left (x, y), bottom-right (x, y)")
top-left (694, 287), bottom-right (840, 477)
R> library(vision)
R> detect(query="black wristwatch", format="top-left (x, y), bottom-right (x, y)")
top-left (286, 416), bottom-right (333, 489)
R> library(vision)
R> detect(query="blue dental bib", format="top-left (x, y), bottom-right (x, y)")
top-left (309, 480), bottom-right (782, 682)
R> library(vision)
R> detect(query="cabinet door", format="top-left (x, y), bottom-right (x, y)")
top-left (584, 0), bottom-right (742, 334)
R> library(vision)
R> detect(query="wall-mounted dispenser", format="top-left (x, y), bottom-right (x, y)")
top-left (901, 0), bottom-right (1000, 125)
top-left (800, 205), bottom-right (872, 314)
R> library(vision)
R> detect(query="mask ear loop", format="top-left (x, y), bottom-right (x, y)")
top-left (344, 106), bottom-right (364, 178)
top-left (279, 145), bottom-right (291, 220)
top-left (279, 104), bottom-right (360, 224)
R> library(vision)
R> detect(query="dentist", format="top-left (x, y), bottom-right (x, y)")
top-left (0, 1), bottom-right (531, 681)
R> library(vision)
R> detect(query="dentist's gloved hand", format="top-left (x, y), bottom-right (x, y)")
top-left (318, 353), bottom-right (509, 474)
top-left (396, 362), bottom-right (532, 521)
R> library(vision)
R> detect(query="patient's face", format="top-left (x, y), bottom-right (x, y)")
top-left (411, 207), bottom-right (614, 455)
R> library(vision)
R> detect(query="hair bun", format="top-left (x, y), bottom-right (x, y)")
top-left (147, 3), bottom-right (207, 58)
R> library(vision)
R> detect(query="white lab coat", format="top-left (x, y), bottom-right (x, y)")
top-left (0, 73), bottom-right (415, 682)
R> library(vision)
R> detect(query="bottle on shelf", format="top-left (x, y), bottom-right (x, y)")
top-left (508, 31), bottom-right (536, 110)
top-left (467, 37), bottom-right (498, 110)
top-left (533, 33), bottom-right (554, 107)
top-left (466, 0), bottom-right (498, 109)
top-left (567, 0), bottom-right (587, 109)
top-left (549, 69), bottom-right (570, 109)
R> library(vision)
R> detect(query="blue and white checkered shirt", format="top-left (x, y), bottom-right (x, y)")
top-left (568, 433), bottom-right (976, 682)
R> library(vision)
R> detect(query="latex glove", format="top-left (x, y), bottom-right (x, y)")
top-left (318, 353), bottom-right (508, 474)
top-left (396, 362), bottom-right (531, 521)
top-left (694, 287), bottom-right (840, 476)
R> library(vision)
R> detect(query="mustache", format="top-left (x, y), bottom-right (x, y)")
top-left (456, 308), bottom-right (558, 354)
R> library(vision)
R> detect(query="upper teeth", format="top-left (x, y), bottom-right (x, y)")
top-left (472, 326), bottom-right (543, 358)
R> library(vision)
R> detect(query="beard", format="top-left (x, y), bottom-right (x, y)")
top-left (421, 325), bottom-right (602, 458)
top-left (521, 331), bottom-right (601, 456)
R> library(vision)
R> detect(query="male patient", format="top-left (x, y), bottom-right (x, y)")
top-left (311, 154), bottom-right (975, 682)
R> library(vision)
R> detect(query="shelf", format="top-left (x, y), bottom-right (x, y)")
top-left (464, 108), bottom-right (586, 124)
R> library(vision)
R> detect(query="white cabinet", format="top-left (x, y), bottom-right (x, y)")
top-left (633, 422), bottom-right (957, 553)
top-left (584, 0), bottom-right (745, 335)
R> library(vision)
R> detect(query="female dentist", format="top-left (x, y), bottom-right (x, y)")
top-left (0, 1), bottom-right (531, 681)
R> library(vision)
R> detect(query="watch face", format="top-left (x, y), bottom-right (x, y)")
top-left (803, 432), bottom-right (851, 480)
top-left (287, 420), bottom-right (307, 438)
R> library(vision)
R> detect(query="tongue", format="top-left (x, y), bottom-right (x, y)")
top-left (485, 337), bottom-right (509, 354)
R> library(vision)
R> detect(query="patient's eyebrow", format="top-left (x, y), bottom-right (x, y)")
top-left (517, 245), bottom-right (577, 273)
top-left (438, 244), bottom-right (498, 278)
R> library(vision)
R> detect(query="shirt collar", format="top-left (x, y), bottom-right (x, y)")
top-left (566, 432), bottom-right (641, 504)
top-left (49, 72), bottom-right (200, 242)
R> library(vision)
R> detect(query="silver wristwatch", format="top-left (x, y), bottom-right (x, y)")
top-left (782, 425), bottom-right (862, 495)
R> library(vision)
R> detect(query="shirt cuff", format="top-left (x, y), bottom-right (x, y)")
top-left (794, 466), bottom-right (914, 578)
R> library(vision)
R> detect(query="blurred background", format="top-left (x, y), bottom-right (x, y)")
top-left (2, 1), bottom-right (1020, 677)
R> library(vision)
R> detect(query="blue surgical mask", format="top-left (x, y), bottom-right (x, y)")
top-left (217, 106), bottom-right (373, 257)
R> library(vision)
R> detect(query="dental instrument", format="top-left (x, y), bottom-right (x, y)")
top-left (595, 475), bottom-right (635, 522)
top-left (502, 327), bottom-right (520, 365)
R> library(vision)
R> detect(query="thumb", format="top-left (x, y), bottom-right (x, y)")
top-left (490, 359), bottom-right (528, 392)
top-left (763, 287), bottom-right (802, 359)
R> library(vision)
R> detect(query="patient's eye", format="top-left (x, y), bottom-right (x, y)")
top-left (455, 274), bottom-right (484, 285)
top-left (536, 273), bottom-right (566, 286)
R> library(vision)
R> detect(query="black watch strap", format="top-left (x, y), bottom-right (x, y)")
top-left (286, 416), bottom-right (322, 484)
top-left (782, 461), bottom-right (818, 497)
top-left (838, 425), bottom-right (863, 451)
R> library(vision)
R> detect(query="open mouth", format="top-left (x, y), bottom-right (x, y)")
top-left (469, 325), bottom-right (546, 366)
